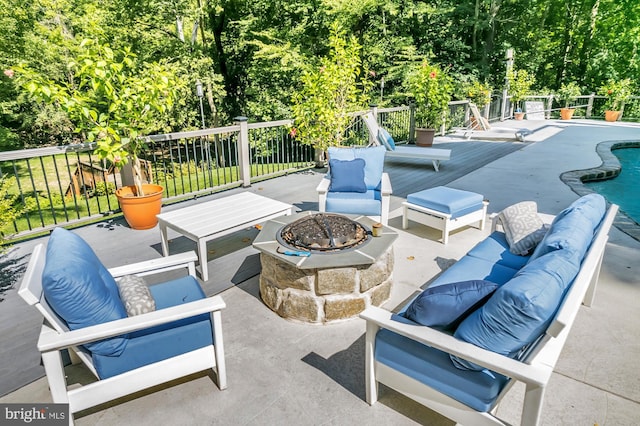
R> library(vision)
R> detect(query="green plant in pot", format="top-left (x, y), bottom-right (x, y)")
top-left (464, 79), bottom-right (493, 108)
top-left (404, 60), bottom-right (453, 146)
top-left (507, 68), bottom-right (535, 119)
top-left (16, 39), bottom-right (180, 229)
top-left (555, 82), bottom-right (581, 120)
top-left (291, 23), bottom-right (363, 165)
top-left (598, 78), bottom-right (632, 122)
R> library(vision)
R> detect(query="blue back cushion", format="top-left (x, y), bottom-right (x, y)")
top-left (377, 128), bottom-right (396, 151)
top-left (328, 158), bottom-right (367, 193)
top-left (327, 146), bottom-right (386, 190)
top-left (452, 249), bottom-right (580, 370)
top-left (400, 280), bottom-right (498, 330)
top-left (528, 194), bottom-right (605, 263)
top-left (42, 228), bottom-right (128, 356)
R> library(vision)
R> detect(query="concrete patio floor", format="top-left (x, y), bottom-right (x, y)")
top-left (1, 119), bottom-right (639, 425)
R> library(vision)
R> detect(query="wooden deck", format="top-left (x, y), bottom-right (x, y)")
top-left (0, 137), bottom-right (525, 398)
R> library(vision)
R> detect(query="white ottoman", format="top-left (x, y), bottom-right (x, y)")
top-left (402, 187), bottom-right (488, 244)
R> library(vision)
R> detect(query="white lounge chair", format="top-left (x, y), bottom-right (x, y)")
top-left (362, 112), bottom-right (451, 172)
top-left (464, 103), bottom-right (527, 142)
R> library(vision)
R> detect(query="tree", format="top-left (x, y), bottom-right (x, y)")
top-left (16, 39), bottom-right (184, 196)
top-left (291, 23), bottom-right (364, 151)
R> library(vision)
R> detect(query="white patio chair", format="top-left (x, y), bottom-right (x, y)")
top-left (18, 227), bottom-right (227, 424)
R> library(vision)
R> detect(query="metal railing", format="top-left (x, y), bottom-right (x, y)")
top-left (0, 118), bottom-right (315, 239)
top-left (2, 94), bottom-right (638, 240)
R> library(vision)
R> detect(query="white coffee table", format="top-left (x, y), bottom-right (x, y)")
top-left (157, 192), bottom-right (293, 281)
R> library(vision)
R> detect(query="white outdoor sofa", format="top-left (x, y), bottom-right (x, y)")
top-left (360, 194), bottom-right (618, 425)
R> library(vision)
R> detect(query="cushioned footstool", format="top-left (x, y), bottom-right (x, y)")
top-left (402, 187), bottom-right (488, 244)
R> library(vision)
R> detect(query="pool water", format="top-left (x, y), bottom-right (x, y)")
top-left (586, 148), bottom-right (640, 224)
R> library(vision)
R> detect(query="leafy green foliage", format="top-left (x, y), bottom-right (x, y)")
top-left (507, 68), bottom-right (536, 110)
top-left (556, 82), bottom-right (582, 108)
top-left (598, 79), bottom-right (633, 111)
top-left (291, 23), bottom-right (364, 150)
top-left (464, 78), bottom-right (493, 107)
top-left (404, 60), bottom-right (453, 129)
top-left (15, 39), bottom-right (184, 195)
top-left (0, 176), bottom-right (21, 245)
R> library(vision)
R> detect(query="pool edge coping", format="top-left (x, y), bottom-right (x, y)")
top-left (560, 140), bottom-right (640, 242)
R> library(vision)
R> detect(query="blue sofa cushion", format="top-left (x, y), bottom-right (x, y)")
top-left (452, 249), bottom-right (580, 370)
top-left (528, 194), bottom-right (606, 263)
top-left (377, 128), bottom-right (396, 151)
top-left (325, 189), bottom-right (381, 217)
top-left (92, 275), bottom-right (213, 379)
top-left (407, 186), bottom-right (484, 219)
top-left (375, 328), bottom-right (510, 412)
top-left (401, 280), bottom-right (498, 330)
top-left (327, 146), bottom-right (386, 189)
top-left (466, 231), bottom-right (531, 270)
top-left (429, 255), bottom-right (520, 288)
top-left (328, 158), bottom-right (367, 193)
top-left (42, 228), bottom-right (128, 356)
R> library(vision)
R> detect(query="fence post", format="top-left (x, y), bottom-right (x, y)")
top-left (586, 93), bottom-right (595, 119)
top-left (409, 102), bottom-right (416, 143)
top-left (234, 116), bottom-right (252, 187)
top-left (368, 104), bottom-right (378, 145)
top-left (546, 95), bottom-right (554, 119)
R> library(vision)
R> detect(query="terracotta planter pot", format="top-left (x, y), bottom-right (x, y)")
top-left (415, 128), bottom-right (435, 147)
top-left (559, 108), bottom-right (575, 120)
top-left (514, 112), bottom-right (525, 120)
top-left (115, 184), bottom-right (164, 230)
top-left (604, 110), bottom-right (620, 122)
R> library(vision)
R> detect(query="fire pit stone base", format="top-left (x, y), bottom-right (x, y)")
top-left (259, 245), bottom-right (394, 324)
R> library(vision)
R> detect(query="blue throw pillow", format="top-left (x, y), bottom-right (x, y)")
top-left (377, 128), bottom-right (396, 151)
top-left (353, 145), bottom-right (386, 189)
top-left (528, 194), bottom-right (606, 263)
top-left (328, 158), bottom-right (367, 193)
top-left (452, 249), bottom-right (580, 370)
top-left (42, 228), bottom-right (129, 356)
top-left (401, 280), bottom-right (498, 330)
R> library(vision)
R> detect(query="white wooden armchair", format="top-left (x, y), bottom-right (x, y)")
top-left (18, 228), bottom-right (227, 424)
top-left (316, 145), bottom-right (392, 225)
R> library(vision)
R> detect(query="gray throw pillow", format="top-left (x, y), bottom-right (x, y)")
top-left (498, 201), bottom-right (547, 256)
top-left (116, 275), bottom-right (156, 316)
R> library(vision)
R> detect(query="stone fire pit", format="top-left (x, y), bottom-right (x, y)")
top-left (252, 212), bottom-right (398, 324)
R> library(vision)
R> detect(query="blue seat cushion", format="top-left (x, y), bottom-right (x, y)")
top-left (328, 146), bottom-right (386, 189)
top-left (92, 276), bottom-right (213, 379)
top-left (466, 231), bottom-right (531, 270)
top-left (325, 189), bottom-right (381, 216)
top-left (42, 228), bottom-right (128, 356)
top-left (452, 248), bottom-right (580, 370)
top-left (400, 280), bottom-right (498, 330)
top-left (429, 255), bottom-right (520, 288)
top-left (528, 194), bottom-right (606, 263)
top-left (407, 187), bottom-right (484, 219)
top-left (328, 158), bottom-right (367, 193)
top-left (377, 128), bottom-right (396, 151)
top-left (375, 328), bottom-right (510, 412)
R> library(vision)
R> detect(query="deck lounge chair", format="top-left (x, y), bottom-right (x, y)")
top-left (464, 103), bottom-right (527, 142)
top-left (362, 113), bottom-right (451, 172)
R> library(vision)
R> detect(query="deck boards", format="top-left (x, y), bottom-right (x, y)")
top-left (0, 137), bottom-right (525, 398)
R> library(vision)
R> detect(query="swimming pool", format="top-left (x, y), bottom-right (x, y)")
top-left (585, 147), bottom-right (639, 224)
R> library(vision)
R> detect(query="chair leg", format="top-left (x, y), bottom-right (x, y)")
top-left (521, 383), bottom-right (545, 426)
top-left (41, 349), bottom-right (74, 424)
top-left (211, 310), bottom-right (227, 390)
top-left (364, 321), bottom-right (380, 405)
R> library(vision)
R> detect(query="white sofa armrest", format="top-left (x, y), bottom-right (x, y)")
top-left (38, 295), bottom-right (226, 353)
top-left (360, 306), bottom-right (552, 387)
top-left (108, 251), bottom-right (198, 278)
